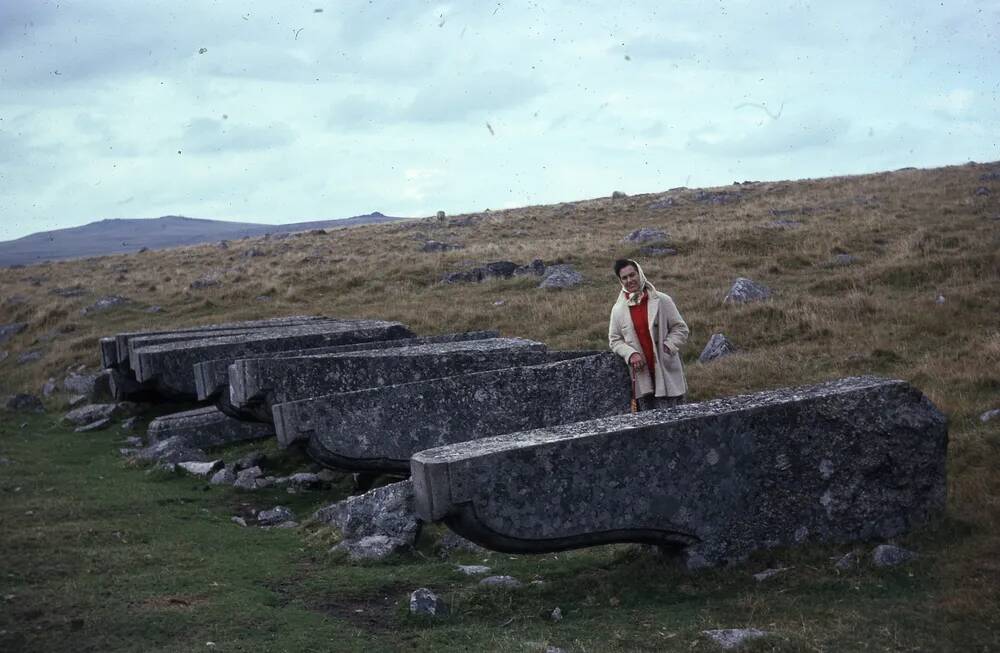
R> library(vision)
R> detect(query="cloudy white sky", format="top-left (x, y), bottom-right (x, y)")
top-left (1, 0), bottom-right (997, 241)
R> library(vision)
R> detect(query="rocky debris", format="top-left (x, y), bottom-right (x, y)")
top-left (974, 186), bottom-right (991, 196)
top-left (438, 530), bottom-right (489, 557)
top-left (0, 351), bottom-right (7, 363)
top-left (872, 544), bottom-right (915, 567)
top-left (315, 480), bottom-right (420, 561)
top-left (723, 277), bottom-right (772, 304)
top-left (550, 607), bottom-right (563, 622)
top-left (5, 393), bottom-right (44, 413)
top-left (134, 435), bottom-right (208, 465)
top-left (699, 333), bottom-right (737, 364)
top-left (479, 575), bottom-right (523, 590)
top-left (409, 588), bottom-right (446, 616)
top-left (694, 190), bottom-right (742, 205)
top-left (146, 407), bottom-right (273, 450)
top-left (753, 567), bottom-right (791, 582)
top-left (833, 550), bottom-right (860, 572)
top-left (75, 418), bottom-right (112, 433)
top-left (285, 472), bottom-right (322, 490)
top-left (122, 435), bottom-right (143, 447)
top-left (242, 247), bottom-right (266, 258)
top-left (233, 466), bottom-right (264, 490)
top-left (235, 451), bottom-right (267, 471)
top-left (701, 628), bottom-right (768, 649)
top-left (257, 506), bottom-right (295, 526)
top-left (62, 370), bottom-right (112, 400)
top-left (935, 294), bottom-right (946, 305)
top-left (640, 245), bottom-right (677, 256)
top-left (455, 564), bottom-right (491, 576)
top-left (622, 227), bottom-right (668, 244)
top-left (763, 219), bottom-right (802, 229)
top-left (0, 322), bottom-right (27, 344)
top-left (980, 171), bottom-right (1000, 181)
top-left (17, 350), bottom-right (43, 365)
top-left (65, 393), bottom-right (88, 408)
top-left (120, 416), bottom-right (139, 431)
top-left (81, 296), bottom-right (128, 315)
top-left (51, 285), bottom-right (87, 298)
top-left (980, 409), bottom-right (1000, 423)
top-left (769, 207), bottom-right (812, 217)
top-left (539, 265), bottom-right (583, 290)
top-left (421, 240), bottom-right (463, 252)
top-left (442, 260), bottom-right (547, 284)
top-left (231, 516), bottom-right (248, 527)
top-left (63, 403), bottom-right (124, 426)
top-left (176, 460), bottom-right (224, 477)
top-left (611, 190), bottom-right (628, 199)
top-left (823, 254), bottom-right (859, 267)
top-left (210, 467), bottom-right (237, 485)
top-left (42, 378), bottom-right (57, 397)
top-left (647, 197), bottom-right (677, 209)
top-left (145, 305), bottom-right (164, 313)
top-left (189, 273), bottom-right (221, 289)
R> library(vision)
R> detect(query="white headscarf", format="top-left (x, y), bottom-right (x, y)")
top-left (620, 259), bottom-right (657, 307)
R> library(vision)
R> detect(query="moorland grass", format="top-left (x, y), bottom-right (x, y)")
top-left (1, 161), bottom-right (999, 651)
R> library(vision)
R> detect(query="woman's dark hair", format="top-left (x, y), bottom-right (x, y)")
top-left (613, 258), bottom-right (638, 277)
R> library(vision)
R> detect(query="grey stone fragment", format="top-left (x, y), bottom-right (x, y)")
top-left (277, 353), bottom-right (628, 471)
top-left (539, 265), bottom-right (583, 290)
top-left (134, 435), bottom-right (208, 464)
top-left (120, 416), bottom-right (140, 431)
top-left (335, 535), bottom-right (408, 561)
top-left (723, 277), bottom-right (771, 304)
top-left (872, 544), bottom-right (915, 567)
top-left (409, 588), bottom-right (446, 616)
top-left (0, 322), bottom-right (27, 344)
top-left (622, 228), bottom-right (668, 244)
top-left (314, 480), bottom-right (420, 546)
top-left (258, 506), bottom-right (295, 526)
top-left (753, 567), bottom-right (791, 582)
top-left (5, 394), bottom-right (44, 413)
top-left (701, 629), bottom-right (768, 649)
top-left (699, 333), bottom-right (737, 364)
top-left (421, 240), bottom-right (463, 252)
top-left (411, 377), bottom-right (947, 563)
top-left (17, 350), bottom-right (43, 365)
top-left (226, 336), bottom-right (545, 420)
top-left (75, 418), bottom-right (112, 432)
top-left (479, 575), bottom-right (522, 589)
top-left (63, 370), bottom-right (112, 401)
top-left (81, 295), bottom-right (128, 315)
top-left (231, 516), bottom-right (248, 527)
top-left (176, 460), bottom-right (224, 477)
top-left (455, 564), bottom-right (491, 576)
top-left (146, 406), bottom-right (273, 449)
top-left (234, 451), bottom-right (267, 471)
top-left (63, 403), bottom-right (122, 426)
top-left (234, 466), bottom-right (264, 490)
top-left (210, 467), bottom-right (237, 485)
top-left (640, 245), bottom-right (677, 257)
top-left (823, 254), bottom-right (859, 267)
top-left (550, 607), bottom-right (563, 622)
top-left (833, 550), bottom-right (860, 572)
top-left (286, 472), bottom-right (321, 489)
top-left (439, 530), bottom-right (488, 557)
top-left (42, 378), bottom-right (56, 397)
top-left (980, 408), bottom-right (1000, 423)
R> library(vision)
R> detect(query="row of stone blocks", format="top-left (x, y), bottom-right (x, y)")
top-left (101, 316), bottom-right (948, 565)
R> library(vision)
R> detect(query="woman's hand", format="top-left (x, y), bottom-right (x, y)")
top-left (629, 352), bottom-right (645, 371)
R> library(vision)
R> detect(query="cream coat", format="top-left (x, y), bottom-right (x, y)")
top-left (608, 289), bottom-right (689, 398)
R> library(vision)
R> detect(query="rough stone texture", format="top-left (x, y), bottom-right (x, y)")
top-left (699, 333), bottom-right (737, 364)
top-left (752, 567), bottom-right (791, 582)
top-left (979, 408), bottom-right (1000, 423)
top-left (723, 277), bottom-right (772, 304)
top-left (411, 377), bottom-right (947, 564)
top-left (196, 330), bottom-right (499, 406)
top-left (276, 353), bottom-right (629, 472)
top-left (130, 319), bottom-right (413, 398)
top-left (5, 393), bottom-right (44, 413)
top-left (233, 466), bottom-right (264, 490)
top-left (63, 403), bottom-right (123, 426)
top-left (75, 418), bottom-right (112, 432)
top-left (833, 550), bottom-right (860, 572)
top-left (872, 544), bottom-right (915, 567)
top-left (62, 370), bottom-right (113, 401)
top-left (235, 451), bottom-right (267, 471)
top-left (176, 460), bottom-right (223, 476)
top-left (409, 588), bottom-right (446, 616)
top-left (146, 406), bottom-right (274, 450)
top-left (622, 228), bottom-right (668, 244)
top-left (456, 564), bottom-right (491, 576)
top-left (421, 240), bottom-right (463, 252)
top-left (0, 322), bottom-right (27, 344)
top-left (81, 295), bottom-right (128, 315)
top-left (314, 480), bottom-right (420, 546)
top-left (438, 531), bottom-right (489, 557)
top-left (210, 467), bottom-right (237, 485)
top-left (538, 265), bottom-right (583, 290)
top-left (227, 337), bottom-right (548, 421)
top-left (640, 245), bottom-right (677, 257)
top-left (479, 575), bottom-right (523, 589)
top-left (134, 435), bottom-right (208, 465)
top-left (42, 378), bottom-right (57, 397)
top-left (335, 535), bottom-right (407, 561)
top-left (17, 350), bottom-right (43, 365)
top-left (441, 260), bottom-right (546, 284)
top-left (258, 506), bottom-right (295, 526)
top-left (701, 629), bottom-right (768, 649)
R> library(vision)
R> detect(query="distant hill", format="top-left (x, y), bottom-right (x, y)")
top-left (0, 213), bottom-right (409, 267)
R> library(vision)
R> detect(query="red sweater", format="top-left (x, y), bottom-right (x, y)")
top-left (628, 293), bottom-right (656, 386)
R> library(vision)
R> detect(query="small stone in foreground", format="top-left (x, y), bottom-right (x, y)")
top-left (702, 628), bottom-right (768, 649)
top-left (455, 564), bottom-right (491, 576)
top-left (231, 516), bottom-right (248, 527)
top-left (409, 588), bottom-right (446, 616)
top-left (979, 408), bottom-right (1000, 423)
top-left (5, 393), bottom-right (44, 413)
top-left (258, 506), bottom-right (295, 526)
top-left (872, 544), bottom-right (915, 567)
top-left (550, 606), bottom-right (563, 622)
top-left (833, 550), bottom-right (860, 572)
top-left (479, 575), bottom-right (523, 589)
top-left (210, 467), bottom-right (236, 485)
top-left (699, 333), bottom-right (737, 364)
top-left (233, 466), bottom-right (264, 490)
top-left (752, 567), bottom-right (791, 582)
top-left (723, 277), bottom-right (771, 304)
top-left (176, 460), bottom-right (223, 477)
top-left (75, 418), bottom-right (112, 433)
top-left (539, 265), bottom-right (583, 290)
top-left (334, 534), bottom-right (408, 561)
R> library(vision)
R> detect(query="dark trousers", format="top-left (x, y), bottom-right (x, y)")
top-left (637, 394), bottom-right (685, 411)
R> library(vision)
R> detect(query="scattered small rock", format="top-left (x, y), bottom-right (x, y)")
top-left (286, 472), bottom-right (322, 489)
top-left (176, 460), bottom-right (224, 477)
top-left (438, 530), bottom-right (488, 557)
top-left (701, 628), bottom-right (768, 649)
top-left (611, 190), bottom-right (628, 199)
top-left (0, 322), bottom-right (28, 344)
top-left (75, 418), bottom-right (112, 433)
top-left (550, 606), bottom-right (563, 622)
top-left (723, 277), bottom-right (771, 304)
top-left (833, 550), bottom-right (860, 572)
top-left (647, 197), bottom-right (677, 209)
top-left (693, 190), bottom-right (742, 205)
top-left (134, 436), bottom-right (208, 465)
top-left (209, 467), bottom-right (236, 485)
top-left (63, 403), bottom-right (122, 426)
top-left (335, 534), bottom-right (407, 561)
top-left (478, 575), bottom-right (523, 589)
top-left (233, 466), bottom-right (264, 490)
top-left (979, 409), bottom-right (1000, 423)
top-left (752, 566), bottom-right (791, 582)
top-left (699, 333), bottom-right (737, 364)
top-left (421, 240), bottom-right (463, 252)
top-left (622, 227), bottom-right (668, 244)
top-left (974, 186), bottom-right (991, 196)
top-left (409, 588), bottom-right (446, 616)
top-left (80, 296), bottom-right (128, 315)
top-left (243, 247), bottom-right (266, 258)
top-left (935, 294), bottom-right (946, 305)
top-left (17, 350), bottom-right (43, 365)
top-left (455, 564), bottom-right (491, 576)
top-left (190, 273), bottom-right (221, 289)
top-left (235, 451), bottom-right (267, 470)
top-left (231, 516), bottom-right (247, 527)
top-left (5, 393), bottom-right (44, 413)
top-left (872, 544), bottom-right (915, 567)
top-left (317, 480), bottom-right (420, 561)
top-left (257, 505), bottom-right (295, 526)
top-left (539, 265), bottom-right (583, 290)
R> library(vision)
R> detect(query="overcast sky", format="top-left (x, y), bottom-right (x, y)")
top-left (1, 0), bottom-right (997, 241)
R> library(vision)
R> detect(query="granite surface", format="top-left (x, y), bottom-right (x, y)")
top-left (147, 405), bottom-right (274, 449)
top-left (273, 352), bottom-right (630, 472)
top-left (410, 377), bottom-right (948, 564)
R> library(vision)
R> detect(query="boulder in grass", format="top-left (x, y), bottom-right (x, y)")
top-left (63, 403), bottom-right (122, 426)
top-left (316, 480), bottom-right (421, 561)
top-left (723, 277), bottom-right (771, 304)
top-left (5, 393), bottom-right (44, 413)
top-left (701, 629), bottom-right (768, 650)
top-left (622, 227), bottom-right (668, 244)
top-left (538, 265), bottom-right (583, 290)
top-left (258, 506), bottom-right (295, 526)
top-left (409, 588), bottom-right (446, 616)
top-left (980, 409), bottom-right (1000, 423)
top-left (336, 535), bottom-right (406, 561)
top-left (233, 466), bottom-right (264, 490)
top-left (210, 467), bottom-right (237, 485)
top-left (134, 435), bottom-right (208, 465)
top-left (176, 460), bottom-right (224, 477)
top-left (75, 418), bottom-right (112, 433)
top-left (479, 575), bottom-right (523, 590)
top-left (699, 333), bottom-right (737, 364)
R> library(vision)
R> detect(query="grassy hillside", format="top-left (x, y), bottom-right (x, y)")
top-left (1, 161), bottom-right (998, 651)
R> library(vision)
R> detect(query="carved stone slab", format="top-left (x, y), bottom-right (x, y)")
top-left (273, 352), bottom-right (630, 472)
top-left (130, 320), bottom-right (413, 398)
top-left (147, 405), bottom-right (274, 449)
top-left (410, 377), bottom-right (948, 565)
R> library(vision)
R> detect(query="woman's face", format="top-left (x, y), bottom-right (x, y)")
top-left (619, 265), bottom-right (641, 294)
